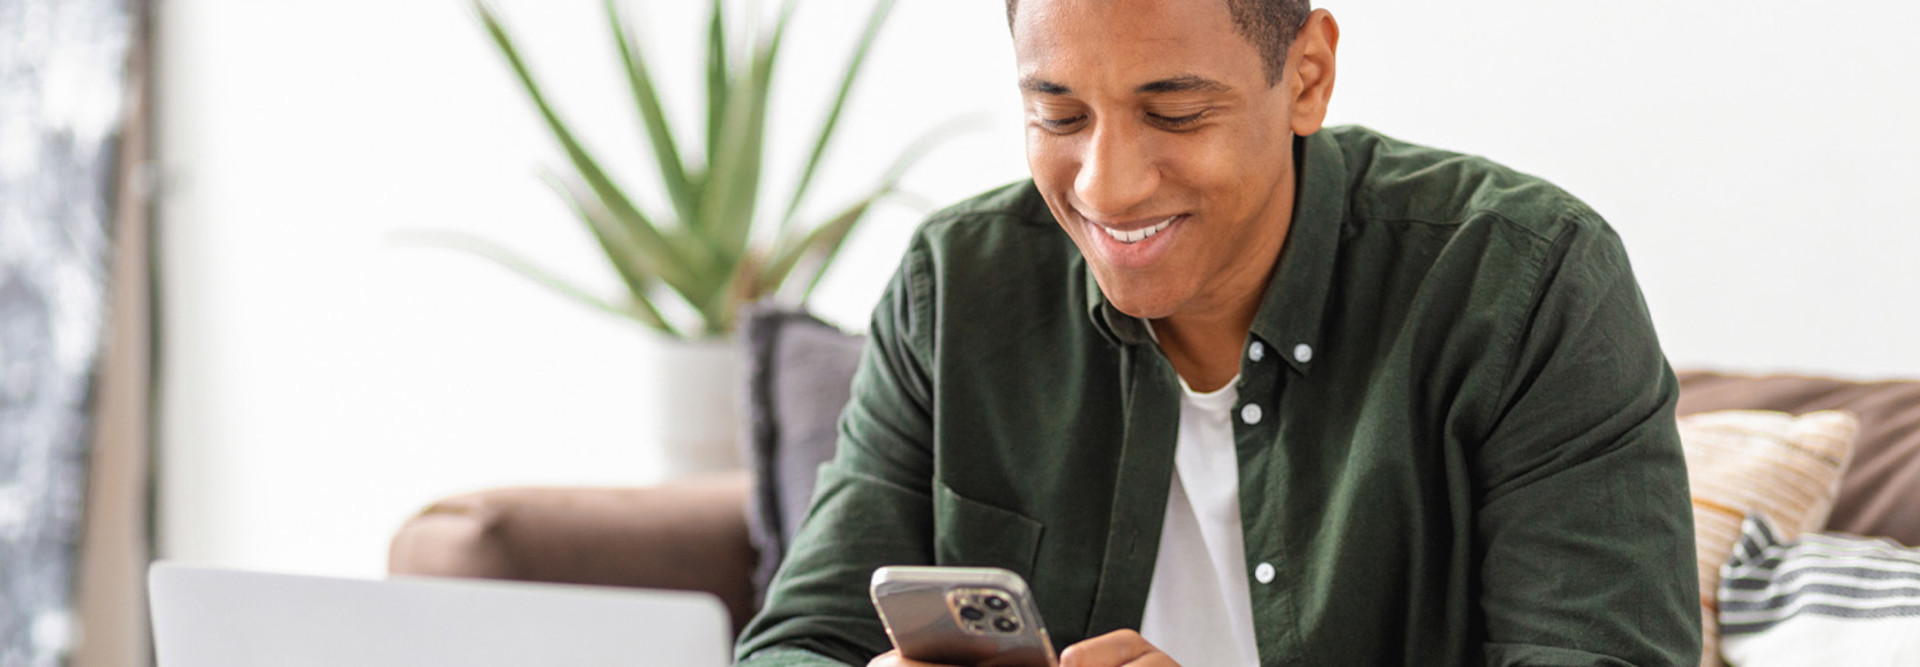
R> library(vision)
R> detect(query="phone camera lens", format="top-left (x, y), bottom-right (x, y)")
top-left (960, 606), bottom-right (986, 621)
top-left (983, 595), bottom-right (1010, 611)
top-left (993, 617), bottom-right (1019, 633)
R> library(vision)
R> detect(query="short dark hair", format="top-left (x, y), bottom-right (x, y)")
top-left (1005, 0), bottom-right (1312, 85)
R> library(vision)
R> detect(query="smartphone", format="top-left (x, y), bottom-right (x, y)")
top-left (870, 566), bottom-right (1058, 667)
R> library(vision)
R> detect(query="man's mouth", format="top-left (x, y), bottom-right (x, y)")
top-left (1098, 215), bottom-right (1179, 244)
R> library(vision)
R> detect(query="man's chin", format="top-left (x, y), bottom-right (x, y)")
top-left (1096, 285), bottom-right (1180, 322)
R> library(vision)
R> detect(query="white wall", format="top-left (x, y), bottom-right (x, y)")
top-left (1327, 2), bottom-right (1920, 378)
top-left (155, 0), bottom-right (1920, 579)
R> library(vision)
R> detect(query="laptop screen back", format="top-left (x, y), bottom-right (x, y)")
top-left (149, 563), bottom-right (731, 667)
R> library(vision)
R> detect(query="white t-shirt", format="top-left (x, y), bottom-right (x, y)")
top-left (1139, 375), bottom-right (1261, 666)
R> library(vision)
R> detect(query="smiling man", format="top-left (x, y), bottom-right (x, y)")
top-left (734, 1), bottom-right (1700, 666)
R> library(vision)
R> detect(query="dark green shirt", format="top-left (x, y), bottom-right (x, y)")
top-left (736, 126), bottom-right (1701, 666)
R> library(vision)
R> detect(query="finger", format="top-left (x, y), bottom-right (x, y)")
top-left (867, 649), bottom-right (965, 667)
top-left (1123, 652), bottom-right (1179, 666)
top-left (1059, 629), bottom-right (1178, 667)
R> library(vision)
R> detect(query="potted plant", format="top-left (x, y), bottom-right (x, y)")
top-left (448, 0), bottom-right (934, 474)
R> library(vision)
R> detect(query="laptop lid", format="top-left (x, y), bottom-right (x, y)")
top-left (149, 563), bottom-right (731, 667)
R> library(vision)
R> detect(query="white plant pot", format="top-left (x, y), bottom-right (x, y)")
top-left (646, 336), bottom-right (742, 478)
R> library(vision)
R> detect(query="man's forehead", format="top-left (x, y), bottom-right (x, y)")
top-left (1010, 0), bottom-right (1238, 39)
top-left (1011, 0), bottom-right (1261, 92)
top-left (1009, 0), bottom-right (1232, 24)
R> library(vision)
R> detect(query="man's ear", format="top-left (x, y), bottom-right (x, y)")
top-left (1287, 9), bottom-right (1339, 136)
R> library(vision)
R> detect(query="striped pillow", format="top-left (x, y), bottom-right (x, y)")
top-left (1719, 515), bottom-right (1920, 665)
top-left (1679, 409), bottom-right (1858, 667)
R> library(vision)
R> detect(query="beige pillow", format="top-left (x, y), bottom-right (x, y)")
top-left (1679, 409), bottom-right (1858, 667)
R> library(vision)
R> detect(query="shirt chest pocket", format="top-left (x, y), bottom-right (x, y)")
top-left (933, 480), bottom-right (1045, 582)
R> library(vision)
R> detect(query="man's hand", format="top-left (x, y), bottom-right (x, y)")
top-left (866, 630), bottom-right (1179, 667)
top-left (866, 649), bottom-right (949, 667)
top-left (1059, 630), bottom-right (1179, 667)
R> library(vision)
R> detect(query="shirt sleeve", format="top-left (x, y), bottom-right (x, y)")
top-left (1470, 217), bottom-right (1703, 666)
top-left (734, 242), bottom-right (940, 667)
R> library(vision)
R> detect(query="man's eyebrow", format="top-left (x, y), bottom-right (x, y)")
top-left (1019, 76), bottom-right (1071, 95)
top-left (1136, 74), bottom-right (1231, 95)
top-left (1017, 74), bottom-right (1230, 96)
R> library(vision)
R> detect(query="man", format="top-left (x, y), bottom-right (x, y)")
top-left (736, 0), bottom-right (1701, 665)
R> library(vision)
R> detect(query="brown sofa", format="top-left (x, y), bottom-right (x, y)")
top-left (388, 371), bottom-right (1920, 639)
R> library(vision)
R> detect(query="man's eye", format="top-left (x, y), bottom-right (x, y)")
top-left (1150, 111), bottom-right (1206, 129)
top-left (1038, 115), bottom-right (1087, 132)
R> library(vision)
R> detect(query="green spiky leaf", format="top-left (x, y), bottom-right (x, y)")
top-left (394, 229), bottom-right (676, 335)
top-left (703, 0), bottom-right (729, 177)
top-left (473, 1), bottom-right (708, 292)
top-left (606, 0), bottom-right (698, 227)
top-left (778, 0), bottom-right (893, 236)
top-left (461, 0), bottom-right (955, 338)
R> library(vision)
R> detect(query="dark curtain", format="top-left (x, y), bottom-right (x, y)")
top-left (0, 0), bottom-right (136, 665)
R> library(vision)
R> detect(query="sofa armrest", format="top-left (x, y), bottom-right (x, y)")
top-left (388, 470), bottom-right (759, 635)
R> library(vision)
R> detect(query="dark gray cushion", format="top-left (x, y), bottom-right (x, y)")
top-left (738, 305), bottom-right (865, 600)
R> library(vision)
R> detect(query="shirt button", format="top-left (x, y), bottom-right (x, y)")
top-left (1240, 403), bottom-right (1263, 425)
top-left (1293, 343), bottom-right (1313, 363)
top-left (1254, 562), bottom-right (1276, 584)
top-left (1248, 341), bottom-right (1265, 362)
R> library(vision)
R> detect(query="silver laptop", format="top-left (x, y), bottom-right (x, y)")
top-left (149, 563), bottom-right (732, 666)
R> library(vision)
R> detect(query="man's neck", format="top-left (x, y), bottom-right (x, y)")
top-left (1152, 296), bottom-right (1262, 393)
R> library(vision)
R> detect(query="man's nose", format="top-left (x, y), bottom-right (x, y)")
top-left (1073, 122), bottom-right (1158, 218)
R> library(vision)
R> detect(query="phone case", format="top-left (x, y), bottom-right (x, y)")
top-left (870, 566), bottom-right (1058, 667)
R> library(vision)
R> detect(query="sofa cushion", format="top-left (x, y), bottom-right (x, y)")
top-left (739, 305), bottom-right (866, 601)
top-left (1677, 372), bottom-right (1920, 547)
top-left (1679, 409), bottom-right (1858, 667)
top-left (386, 475), bottom-right (760, 634)
top-left (1718, 514), bottom-right (1920, 666)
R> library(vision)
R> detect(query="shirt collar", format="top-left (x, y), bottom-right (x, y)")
top-left (1085, 130), bottom-right (1347, 376)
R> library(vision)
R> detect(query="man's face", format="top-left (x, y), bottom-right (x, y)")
top-left (1014, 0), bottom-right (1300, 322)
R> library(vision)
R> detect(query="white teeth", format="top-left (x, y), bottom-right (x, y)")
top-left (1101, 216), bottom-right (1178, 244)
